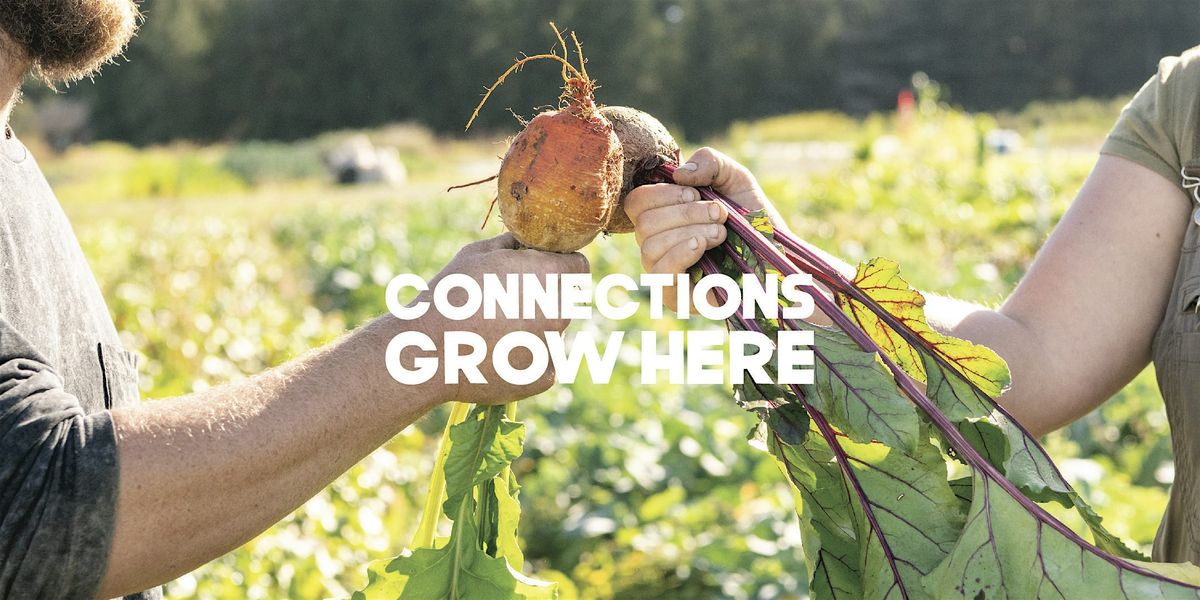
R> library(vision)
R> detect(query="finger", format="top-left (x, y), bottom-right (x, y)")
top-left (625, 183), bottom-right (699, 223)
top-left (528, 364), bottom-right (557, 397)
top-left (505, 248), bottom-right (590, 277)
top-left (523, 291), bottom-right (571, 330)
top-left (648, 236), bottom-right (707, 274)
top-left (530, 249), bottom-right (589, 274)
top-left (634, 200), bottom-right (727, 244)
top-left (642, 223), bottom-right (726, 268)
top-left (561, 251), bottom-right (590, 274)
top-left (469, 232), bottom-right (519, 253)
top-left (673, 147), bottom-right (750, 192)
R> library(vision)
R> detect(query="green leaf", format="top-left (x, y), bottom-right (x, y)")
top-left (352, 496), bottom-right (507, 599)
top-left (926, 473), bottom-right (1200, 599)
top-left (839, 258), bottom-right (1010, 397)
top-left (805, 326), bottom-right (919, 451)
top-left (766, 401), bottom-right (810, 446)
top-left (736, 376), bottom-right (808, 448)
top-left (841, 433), bottom-right (967, 584)
top-left (354, 404), bottom-right (555, 600)
top-left (923, 353), bottom-right (1145, 559)
top-left (412, 402), bottom-right (473, 550)
top-left (493, 472), bottom-right (526, 570)
top-left (353, 558), bottom-right (408, 600)
top-left (443, 406), bottom-right (525, 515)
top-left (947, 476), bottom-right (973, 510)
top-left (726, 209), bottom-right (779, 281)
top-left (724, 246), bottom-right (1186, 596)
top-left (735, 378), bottom-right (788, 412)
top-left (922, 351), bottom-right (1071, 503)
top-left (771, 429), bottom-right (864, 599)
top-left (772, 416), bottom-right (968, 597)
top-left (1132, 561), bottom-right (1200, 587)
top-left (362, 496), bottom-right (553, 600)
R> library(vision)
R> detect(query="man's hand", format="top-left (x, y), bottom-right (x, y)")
top-left (624, 147), bottom-right (785, 310)
top-left (415, 232), bottom-right (590, 405)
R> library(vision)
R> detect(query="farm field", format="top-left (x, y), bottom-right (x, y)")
top-left (45, 96), bottom-right (1173, 599)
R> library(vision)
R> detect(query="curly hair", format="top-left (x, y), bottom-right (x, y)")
top-left (0, 0), bottom-right (140, 82)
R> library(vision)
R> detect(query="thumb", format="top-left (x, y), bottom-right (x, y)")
top-left (466, 232), bottom-right (520, 254)
top-left (672, 146), bottom-right (754, 194)
top-left (544, 250), bottom-right (590, 275)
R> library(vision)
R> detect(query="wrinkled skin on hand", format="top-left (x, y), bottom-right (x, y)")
top-left (403, 233), bottom-right (590, 405)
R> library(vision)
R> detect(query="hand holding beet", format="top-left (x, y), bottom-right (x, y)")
top-left (625, 147), bottom-right (794, 311)
top-left (414, 232), bottom-right (589, 405)
top-left (671, 147), bottom-right (785, 226)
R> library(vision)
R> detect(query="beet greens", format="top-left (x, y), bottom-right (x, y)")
top-left (353, 403), bottom-right (556, 599)
top-left (656, 161), bottom-right (1200, 599)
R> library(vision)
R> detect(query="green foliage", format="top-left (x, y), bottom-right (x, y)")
top-left (712, 216), bottom-right (1195, 596)
top-left (728, 112), bottom-right (863, 145)
top-left (806, 326), bottom-right (918, 451)
top-left (70, 176), bottom-right (804, 599)
top-left (997, 97), bottom-right (1130, 147)
top-left (58, 101), bottom-right (1175, 598)
top-left (35, 0), bottom-right (1198, 145)
top-left (355, 405), bottom-right (556, 600)
top-left (221, 141), bottom-right (326, 185)
top-left (42, 143), bottom-right (248, 204)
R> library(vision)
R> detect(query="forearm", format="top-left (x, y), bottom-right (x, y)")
top-left (99, 315), bottom-right (443, 598)
top-left (789, 236), bottom-right (1064, 436)
top-left (923, 294), bottom-right (1067, 436)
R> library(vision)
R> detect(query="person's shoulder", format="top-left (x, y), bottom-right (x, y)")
top-left (1154, 46), bottom-right (1200, 88)
top-left (1101, 47), bottom-right (1200, 184)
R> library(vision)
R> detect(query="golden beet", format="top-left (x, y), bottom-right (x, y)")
top-left (468, 27), bottom-right (670, 250)
top-left (497, 108), bottom-right (623, 252)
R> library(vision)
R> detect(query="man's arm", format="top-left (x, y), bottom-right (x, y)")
top-left (627, 149), bottom-right (1190, 438)
top-left (99, 234), bottom-right (587, 598)
top-left (102, 317), bottom-right (432, 598)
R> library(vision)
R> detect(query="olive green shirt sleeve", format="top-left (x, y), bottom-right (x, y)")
top-left (1101, 49), bottom-right (1200, 186)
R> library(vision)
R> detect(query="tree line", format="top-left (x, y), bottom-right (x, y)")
top-left (53, 0), bottom-right (1200, 145)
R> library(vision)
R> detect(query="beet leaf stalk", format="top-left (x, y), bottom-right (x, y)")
top-left (659, 161), bottom-right (1200, 598)
top-left (353, 403), bottom-right (556, 600)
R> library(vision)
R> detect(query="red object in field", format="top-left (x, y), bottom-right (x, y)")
top-left (897, 89), bottom-right (915, 134)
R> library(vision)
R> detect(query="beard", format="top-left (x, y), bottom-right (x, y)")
top-left (0, 0), bottom-right (140, 82)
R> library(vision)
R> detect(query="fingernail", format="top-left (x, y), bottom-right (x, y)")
top-left (708, 204), bottom-right (721, 221)
top-left (679, 162), bottom-right (698, 172)
top-left (707, 224), bottom-right (721, 239)
top-left (688, 237), bottom-right (700, 251)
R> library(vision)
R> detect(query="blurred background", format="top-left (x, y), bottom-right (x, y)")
top-left (10, 1), bottom-right (1197, 598)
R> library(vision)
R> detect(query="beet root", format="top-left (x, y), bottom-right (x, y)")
top-left (497, 108), bottom-right (624, 252)
top-left (599, 106), bottom-right (681, 234)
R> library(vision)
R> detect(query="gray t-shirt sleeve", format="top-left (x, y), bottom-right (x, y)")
top-left (0, 316), bottom-right (119, 600)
